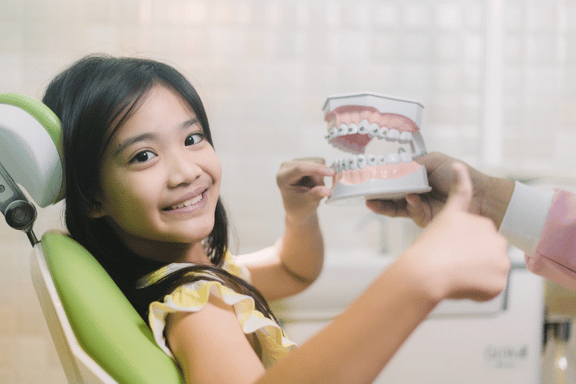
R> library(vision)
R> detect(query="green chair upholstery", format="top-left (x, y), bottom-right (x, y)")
top-left (40, 231), bottom-right (184, 384)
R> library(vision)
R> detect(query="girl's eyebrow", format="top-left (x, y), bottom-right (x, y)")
top-left (112, 118), bottom-right (200, 157)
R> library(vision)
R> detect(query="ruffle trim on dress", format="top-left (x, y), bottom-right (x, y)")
top-left (136, 251), bottom-right (252, 289)
top-left (148, 279), bottom-right (297, 368)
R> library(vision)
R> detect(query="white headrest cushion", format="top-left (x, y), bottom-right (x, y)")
top-left (0, 104), bottom-right (63, 207)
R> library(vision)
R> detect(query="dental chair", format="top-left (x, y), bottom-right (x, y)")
top-left (0, 93), bottom-right (184, 384)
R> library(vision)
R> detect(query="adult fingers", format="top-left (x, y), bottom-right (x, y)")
top-left (444, 162), bottom-right (473, 213)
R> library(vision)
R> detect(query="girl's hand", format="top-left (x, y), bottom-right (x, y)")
top-left (276, 158), bottom-right (335, 222)
top-left (366, 152), bottom-right (511, 228)
top-left (404, 162), bottom-right (510, 302)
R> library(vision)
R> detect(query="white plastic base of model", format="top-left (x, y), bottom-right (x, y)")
top-left (30, 245), bottom-right (118, 384)
top-left (0, 104), bottom-right (62, 207)
top-left (326, 166), bottom-right (431, 205)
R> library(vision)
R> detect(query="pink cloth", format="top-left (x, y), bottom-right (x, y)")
top-left (525, 190), bottom-right (576, 291)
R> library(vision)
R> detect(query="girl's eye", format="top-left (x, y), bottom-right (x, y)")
top-left (185, 133), bottom-right (204, 146)
top-left (131, 150), bottom-right (157, 164)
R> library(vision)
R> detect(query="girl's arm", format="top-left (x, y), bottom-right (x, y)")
top-left (239, 159), bottom-right (334, 300)
top-left (166, 164), bottom-right (510, 384)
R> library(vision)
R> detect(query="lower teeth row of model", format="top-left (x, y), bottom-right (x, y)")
top-left (331, 152), bottom-right (413, 172)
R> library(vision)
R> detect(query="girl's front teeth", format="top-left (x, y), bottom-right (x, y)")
top-left (169, 194), bottom-right (203, 210)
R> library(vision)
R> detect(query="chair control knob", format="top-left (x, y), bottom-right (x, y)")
top-left (5, 200), bottom-right (36, 231)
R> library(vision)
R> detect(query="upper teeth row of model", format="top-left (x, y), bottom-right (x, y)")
top-left (331, 152), bottom-right (413, 172)
top-left (326, 121), bottom-right (413, 142)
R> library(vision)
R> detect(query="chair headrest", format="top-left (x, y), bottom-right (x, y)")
top-left (0, 93), bottom-right (64, 207)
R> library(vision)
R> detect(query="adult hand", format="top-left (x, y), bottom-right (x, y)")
top-left (366, 152), bottom-right (512, 228)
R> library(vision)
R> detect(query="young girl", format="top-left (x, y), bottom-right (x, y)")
top-left (43, 55), bottom-right (510, 384)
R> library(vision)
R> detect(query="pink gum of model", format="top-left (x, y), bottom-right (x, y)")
top-left (323, 93), bottom-right (431, 202)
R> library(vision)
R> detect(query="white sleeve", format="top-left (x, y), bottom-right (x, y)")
top-left (498, 181), bottom-right (554, 255)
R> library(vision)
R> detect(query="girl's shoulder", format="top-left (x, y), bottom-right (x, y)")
top-left (144, 253), bottom-right (296, 366)
top-left (221, 251), bottom-right (252, 282)
top-left (136, 251), bottom-right (251, 289)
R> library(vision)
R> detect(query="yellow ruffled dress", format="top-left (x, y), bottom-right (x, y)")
top-left (136, 252), bottom-right (297, 368)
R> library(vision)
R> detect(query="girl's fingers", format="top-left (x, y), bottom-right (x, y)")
top-left (309, 185), bottom-right (332, 199)
top-left (291, 176), bottom-right (317, 189)
top-left (280, 160), bottom-right (335, 189)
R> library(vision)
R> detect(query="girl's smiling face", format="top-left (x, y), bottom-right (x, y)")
top-left (91, 85), bottom-right (222, 263)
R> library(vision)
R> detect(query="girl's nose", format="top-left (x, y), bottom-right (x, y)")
top-left (166, 149), bottom-right (202, 188)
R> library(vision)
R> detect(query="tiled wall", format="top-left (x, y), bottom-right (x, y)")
top-left (503, 0), bottom-right (576, 173)
top-left (1, 0), bottom-right (575, 382)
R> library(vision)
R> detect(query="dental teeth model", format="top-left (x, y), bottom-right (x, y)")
top-left (323, 92), bottom-right (431, 204)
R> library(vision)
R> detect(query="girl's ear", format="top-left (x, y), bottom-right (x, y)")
top-left (87, 199), bottom-right (106, 219)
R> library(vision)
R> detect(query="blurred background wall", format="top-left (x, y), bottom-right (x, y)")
top-left (1, 0), bottom-right (576, 382)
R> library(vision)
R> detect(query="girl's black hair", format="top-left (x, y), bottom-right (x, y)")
top-left (42, 54), bottom-right (276, 322)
